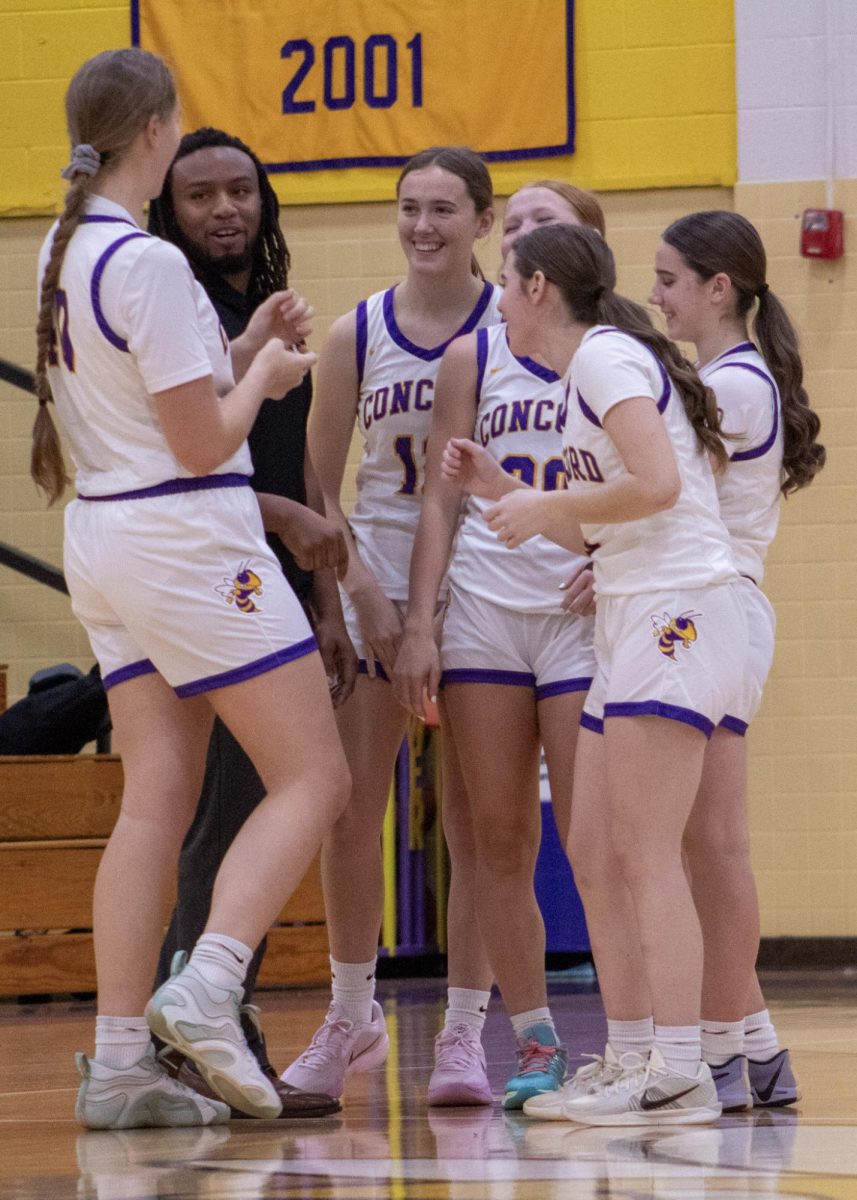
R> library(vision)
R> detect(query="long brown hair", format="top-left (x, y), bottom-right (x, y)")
top-left (663, 210), bottom-right (825, 495)
top-left (514, 223), bottom-right (728, 468)
top-left (33, 49), bottom-right (176, 505)
top-left (396, 146), bottom-right (493, 279)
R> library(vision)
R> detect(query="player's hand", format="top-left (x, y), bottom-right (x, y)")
top-left (559, 560), bottom-right (596, 616)
top-left (393, 629), bottom-right (440, 720)
top-left (245, 289), bottom-right (314, 350)
top-left (253, 338), bottom-right (316, 397)
top-left (314, 610), bottom-right (358, 708)
top-left (484, 489), bottom-right (548, 548)
top-left (351, 584), bottom-right (404, 681)
top-left (276, 505), bottom-right (348, 573)
top-left (441, 438), bottom-right (508, 500)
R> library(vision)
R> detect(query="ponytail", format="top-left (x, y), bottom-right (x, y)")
top-left (753, 290), bottom-right (825, 495)
top-left (32, 178), bottom-right (90, 504)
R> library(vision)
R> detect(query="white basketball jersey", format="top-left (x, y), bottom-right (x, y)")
top-left (348, 281), bottom-right (502, 599)
top-left (699, 342), bottom-right (783, 585)
top-left (449, 324), bottom-right (589, 611)
top-left (564, 326), bottom-right (736, 596)
top-left (38, 195), bottom-right (249, 496)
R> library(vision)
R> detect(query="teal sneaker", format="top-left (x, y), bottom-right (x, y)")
top-left (503, 1023), bottom-right (567, 1110)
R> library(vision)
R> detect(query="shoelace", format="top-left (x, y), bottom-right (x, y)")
top-left (599, 1052), bottom-right (667, 1095)
top-left (295, 1014), bottom-right (356, 1067)
top-left (436, 1026), bottom-right (482, 1070)
top-left (517, 1038), bottom-right (562, 1076)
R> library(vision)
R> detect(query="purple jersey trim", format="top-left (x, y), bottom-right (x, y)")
top-left (441, 667), bottom-right (536, 688)
top-left (382, 281), bottom-right (495, 362)
top-left (719, 713), bottom-right (749, 736)
top-left (357, 659), bottom-right (390, 682)
top-left (580, 710), bottom-right (604, 734)
top-left (91, 231), bottom-right (151, 351)
top-left (475, 327), bottom-right (489, 399)
top-left (577, 327), bottom-right (670, 424)
top-left (102, 658), bottom-right (157, 691)
top-left (79, 473), bottom-right (251, 502)
top-left (604, 699), bottom-right (714, 738)
top-left (355, 299), bottom-right (369, 384)
top-left (174, 637), bottom-right (319, 698)
top-left (80, 215), bottom-right (138, 227)
top-left (536, 676), bottom-right (593, 701)
top-left (714, 362), bottom-right (780, 462)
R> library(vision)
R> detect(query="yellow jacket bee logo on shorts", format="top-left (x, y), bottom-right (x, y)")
top-left (651, 611), bottom-right (700, 660)
top-left (216, 562), bottom-right (263, 613)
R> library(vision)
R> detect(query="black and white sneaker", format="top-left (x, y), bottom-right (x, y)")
top-left (561, 1047), bottom-right (722, 1127)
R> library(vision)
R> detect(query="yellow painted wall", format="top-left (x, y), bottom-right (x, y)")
top-left (0, 2), bottom-right (853, 939)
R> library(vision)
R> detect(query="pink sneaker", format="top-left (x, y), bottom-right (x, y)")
top-left (280, 1002), bottom-right (389, 1098)
top-left (428, 1024), bottom-right (493, 1106)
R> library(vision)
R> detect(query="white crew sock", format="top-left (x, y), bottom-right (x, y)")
top-left (445, 987), bottom-right (491, 1033)
top-left (330, 956), bottom-right (377, 1024)
top-left (607, 1016), bottom-right (654, 1057)
top-left (94, 1015), bottom-right (151, 1070)
top-left (189, 932), bottom-right (253, 990)
top-left (744, 1008), bottom-right (781, 1059)
top-left (701, 1018), bottom-right (746, 1065)
top-left (654, 1024), bottom-right (702, 1076)
top-left (510, 1008), bottom-right (556, 1040)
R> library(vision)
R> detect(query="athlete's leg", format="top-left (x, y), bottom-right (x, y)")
top-left (441, 682), bottom-right (543, 1015)
top-left (604, 716), bottom-right (707, 1028)
top-left (565, 726), bottom-right (651, 1022)
top-left (203, 652), bottom-right (351, 945)
top-left (94, 672), bottom-right (213, 1017)
top-left (537, 689), bottom-right (585, 856)
top-left (320, 674), bottom-right (410, 963)
top-left (684, 728), bottom-right (760, 1024)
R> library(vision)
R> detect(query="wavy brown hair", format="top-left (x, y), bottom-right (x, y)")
top-left (33, 48), bottom-right (176, 505)
top-left (663, 210), bottom-right (825, 495)
top-left (513, 223), bottom-right (728, 469)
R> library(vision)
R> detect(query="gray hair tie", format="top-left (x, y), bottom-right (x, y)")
top-left (61, 144), bottom-right (102, 180)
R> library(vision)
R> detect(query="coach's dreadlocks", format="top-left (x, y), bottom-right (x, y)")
top-left (148, 126), bottom-right (290, 305)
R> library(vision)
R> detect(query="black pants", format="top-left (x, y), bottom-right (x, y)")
top-left (154, 717), bottom-right (271, 1065)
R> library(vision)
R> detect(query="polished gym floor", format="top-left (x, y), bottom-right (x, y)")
top-left (1, 971), bottom-right (855, 1199)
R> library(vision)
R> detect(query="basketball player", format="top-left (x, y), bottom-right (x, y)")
top-left (280, 147), bottom-right (500, 1100)
top-left (34, 49), bottom-right (350, 1128)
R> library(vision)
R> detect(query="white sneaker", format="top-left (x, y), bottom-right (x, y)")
top-left (428, 1024), bottom-right (493, 1106)
top-left (280, 1001), bottom-right (389, 1098)
top-left (145, 951), bottom-right (281, 1119)
top-left (523, 1043), bottom-right (623, 1120)
top-left (75, 1045), bottom-right (230, 1129)
top-left (561, 1047), bottom-right (722, 1127)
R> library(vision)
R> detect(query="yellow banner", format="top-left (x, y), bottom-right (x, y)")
top-left (135, 0), bottom-right (574, 196)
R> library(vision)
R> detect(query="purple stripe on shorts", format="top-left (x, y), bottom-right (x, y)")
top-left (604, 700), bottom-right (715, 739)
top-left (441, 667), bottom-right (535, 688)
top-left (357, 660), bottom-right (390, 682)
top-left (174, 637), bottom-right (318, 698)
top-left (535, 676), bottom-right (593, 702)
top-left (103, 658), bottom-right (157, 691)
top-left (719, 713), bottom-right (748, 736)
top-left (580, 710), bottom-right (603, 734)
top-left (79, 473), bottom-right (251, 502)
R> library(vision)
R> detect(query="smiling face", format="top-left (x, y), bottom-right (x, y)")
top-left (396, 165), bottom-right (491, 276)
top-left (500, 186), bottom-right (583, 260)
top-left (497, 251), bottom-right (539, 357)
top-left (649, 239), bottom-right (717, 345)
top-left (169, 145), bottom-right (262, 286)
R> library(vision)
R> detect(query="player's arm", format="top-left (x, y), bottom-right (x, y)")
top-left (394, 336), bottom-right (478, 717)
top-left (154, 340), bottom-right (316, 476)
top-left (307, 311), bottom-right (401, 677)
top-left (484, 396), bottom-right (678, 550)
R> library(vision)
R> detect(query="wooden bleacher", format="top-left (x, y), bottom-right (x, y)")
top-left (0, 665), bottom-right (328, 996)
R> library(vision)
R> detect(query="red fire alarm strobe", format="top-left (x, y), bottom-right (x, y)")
top-left (800, 209), bottom-right (844, 260)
